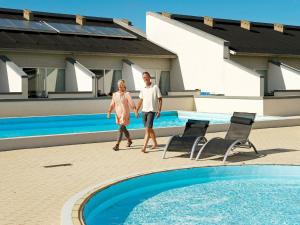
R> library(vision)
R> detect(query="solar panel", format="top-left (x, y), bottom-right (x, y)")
top-left (47, 22), bottom-right (137, 39)
top-left (0, 18), bottom-right (56, 33)
top-left (0, 18), bottom-right (137, 39)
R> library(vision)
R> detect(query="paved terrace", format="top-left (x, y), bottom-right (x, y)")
top-left (1, 126), bottom-right (300, 225)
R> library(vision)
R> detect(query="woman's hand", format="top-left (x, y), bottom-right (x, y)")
top-left (107, 112), bottom-right (111, 119)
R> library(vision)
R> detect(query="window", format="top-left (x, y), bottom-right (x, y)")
top-left (24, 68), bottom-right (65, 98)
top-left (91, 69), bottom-right (122, 96)
top-left (256, 70), bottom-right (268, 95)
top-left (159, 71), bottom-right (170, 95)
top-left (91, 69), bottom-right (105, 96)
top-left (110, 70), bottom-right (122, 93)
top-left (47, 68), bottom-right (65, 92)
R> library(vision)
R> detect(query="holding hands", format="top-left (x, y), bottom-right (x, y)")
top-left (107, 111), bottom-right (111, 119)
top-left (134, 108), bottom-right (139, 118)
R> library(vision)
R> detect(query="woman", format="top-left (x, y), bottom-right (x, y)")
top-left (107, 80), bottom-right (138, 151)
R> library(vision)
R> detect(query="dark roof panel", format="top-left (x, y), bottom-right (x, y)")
top-left (171, 13), bottom-right (300, 56)
top-left (0, 8), bottom-right (174, 56)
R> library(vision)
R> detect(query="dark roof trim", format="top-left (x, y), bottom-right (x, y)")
top-left (0, 47), bottom-right (176, 58)
top-left (169, 13), bottom-right (300, 30)
top-left (65, 57), bottom-right (76, 64)
top-left (231, 51), bottom-right (300, 58)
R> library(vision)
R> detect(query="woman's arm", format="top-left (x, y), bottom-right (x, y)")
top-left (126, 92), bottom-right (139, 118)
top-left (107, 95), bottom-right (115, 119)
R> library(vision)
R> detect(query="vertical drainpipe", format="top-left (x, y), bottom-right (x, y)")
top-left (223, 41), bottom-right (230, 59)
top-left (260, 76), bottom-right (265, 97)
top-left (92, 74), bottom-right (96, 97)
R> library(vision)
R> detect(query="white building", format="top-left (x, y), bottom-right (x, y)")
top-left (147, 12), bottom-right (300, 116)
top-left (0, 8), bottom-right (201, 117)
top-left (0, 8), bottom-right (176, 100)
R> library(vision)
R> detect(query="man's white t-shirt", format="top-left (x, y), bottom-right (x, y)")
top-left (139, 84), bottom-right (162, 112)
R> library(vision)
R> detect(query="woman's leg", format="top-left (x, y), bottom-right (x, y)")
top-left (117, 125), bottom-right (124, 143)
top-left (122, 125), bottom-right (133, 147)
top-left (122, 125), bottom-right (130, 139)
top-left (113, 126), bottom-right (123, 151)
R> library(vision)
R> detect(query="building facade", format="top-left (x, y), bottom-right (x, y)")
top-left (0, 8), bottom-right (176, 100)
top-left (146, 12), bottom-right (300, 115)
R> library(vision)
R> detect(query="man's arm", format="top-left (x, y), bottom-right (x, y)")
top-left (156, 97), bottom-right (162, 118)
top-left (136, 98), bottom-right (143, 112)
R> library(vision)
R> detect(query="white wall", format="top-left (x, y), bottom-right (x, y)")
top-left (223, 60), bottom-right (263, 96)
top-left (0, 56), bottom-right (26, 93)
top-left (65, 59), bottom-right (95, 93)
top-left (0, 96), bottom-right (194, 117)
top-left (74, 63), bottom-right (94, 92)
top-left (122, 61), bottom-right (145, 91)
top-left (4, 52), bottom-right (172, 71)
top-left (268, 62), bottom-right (300, 92)
top-left (194, 97), bottom-right (264, 115)
top-left (146, 12), bottom-right (264, 97)
top-left (147, 12), bottom-right (225, 94)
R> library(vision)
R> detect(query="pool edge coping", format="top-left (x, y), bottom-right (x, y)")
top-left (61, 163), bottom-right (300, 225)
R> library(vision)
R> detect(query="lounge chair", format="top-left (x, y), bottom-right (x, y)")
top-left (195, 112), bottom-right (258, 163)
top-left (162, 119), bottom-right (209, 159)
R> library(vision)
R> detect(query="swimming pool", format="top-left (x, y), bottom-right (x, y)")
top-left (82, 165), bottom-right (300, 225)
top-left (0, 111), bottom-right (278, 139)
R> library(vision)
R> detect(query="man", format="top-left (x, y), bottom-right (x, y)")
top-left (137, 72), bottom-right (162, 153)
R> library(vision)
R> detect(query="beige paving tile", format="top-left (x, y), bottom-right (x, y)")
top-left (0, 126), bottom-right (300, 225)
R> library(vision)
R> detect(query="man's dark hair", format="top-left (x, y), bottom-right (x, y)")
top-left (142, 71), bottom-right (151, 77)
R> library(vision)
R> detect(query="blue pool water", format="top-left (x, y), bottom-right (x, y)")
top-left (0, 111), bottom-right (278, 139)
top-left (83, 165), bottom-right (300, 225)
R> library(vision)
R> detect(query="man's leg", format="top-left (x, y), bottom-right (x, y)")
top-left (149, 128), bottom-right (158, 149)
top-left (141, 112), bottom-right (149, 152)
top-left (146, 112), bottom-right (157, 149)
top-left (142, 128), bottom-right (151, 152)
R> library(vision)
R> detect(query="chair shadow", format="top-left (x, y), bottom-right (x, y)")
top-left (207, 148), bottom-right (299, 163)
top-left (164, 148), bottom-right (299, 162)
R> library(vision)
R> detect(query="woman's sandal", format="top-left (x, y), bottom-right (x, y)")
top-left (126, 140), bottom-right (133, 147)
top-left (113, 144), bottom-right (119, 151)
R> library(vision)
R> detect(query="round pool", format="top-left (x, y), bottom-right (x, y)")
top-left (82, 165), bottom-right (300, 225)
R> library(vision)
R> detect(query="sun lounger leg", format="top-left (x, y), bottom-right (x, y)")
top-left (162, 136), bottom-right (176, 159)
top-left (195, 142), bottom-right (209, 161)
top-left (190, 136), bottom-right (204, 160)
top-left (248, 140), bottom-right (258, 154)
top-left (223, 140), bottom-right (241, 163)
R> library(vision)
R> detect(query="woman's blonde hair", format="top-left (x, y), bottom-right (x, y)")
top-left (117, 79), bottom-right (126, 88)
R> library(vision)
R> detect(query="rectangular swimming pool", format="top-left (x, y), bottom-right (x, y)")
top-left (0, 111), bottom-right (279, 139)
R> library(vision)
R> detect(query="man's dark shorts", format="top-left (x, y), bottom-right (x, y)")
top-left (142, 111), bottom-right (155, 128)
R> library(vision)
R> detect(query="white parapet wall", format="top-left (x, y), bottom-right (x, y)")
top-left (264, 97), bottom-right (300, 116)
top-left (195, 96), bottom-right (264, 115)
top-left (195, 96), bottom-right (300, 116)
top-left (65, 58), bottom-right (95, 96)
top-left (0, 56), bottom-right (27, 99)
top-left (268, 61), bottom-right (300, 92)
top-left (0, 96), bottom-right (194, 117)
